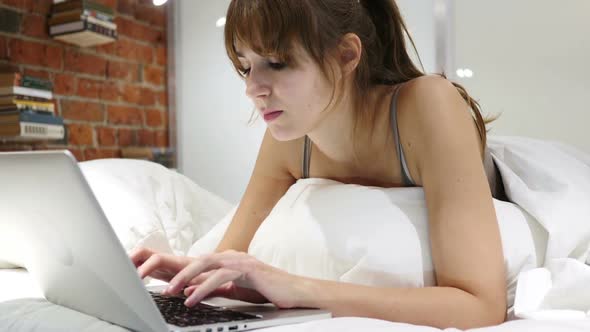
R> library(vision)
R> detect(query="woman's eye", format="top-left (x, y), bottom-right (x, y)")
top-left (238, 68), bottom-right (251, 76)
top-left (268, 62), bottom-right (286, 70)
top-left (238, 61), bottom-right (285, 77)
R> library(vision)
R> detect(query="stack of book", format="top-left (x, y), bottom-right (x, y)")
top-left (0, 71), bottom-right (65, 141)
top-left (49, 0), bottom-right (117, 47)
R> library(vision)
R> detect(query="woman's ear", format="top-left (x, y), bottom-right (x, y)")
top-left (338, 33), bottom-right (362, 76)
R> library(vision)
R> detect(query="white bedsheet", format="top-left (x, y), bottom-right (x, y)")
top-left (2, 268), bottom-right (590, 332)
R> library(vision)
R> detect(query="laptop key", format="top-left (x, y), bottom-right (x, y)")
top-left (149, 291), bottom-right (261, 326)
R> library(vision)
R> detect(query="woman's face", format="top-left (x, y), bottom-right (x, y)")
top-left (235, 42), bottom-right (337, 141)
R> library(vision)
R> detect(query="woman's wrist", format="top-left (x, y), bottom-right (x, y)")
top-left (294, 276), bottom-right (325, 309)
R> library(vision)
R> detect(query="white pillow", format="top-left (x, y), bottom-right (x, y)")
top-left (80, 159), bottom-right (233, 255)
top-left (189, 178), bottom-right (541, 309)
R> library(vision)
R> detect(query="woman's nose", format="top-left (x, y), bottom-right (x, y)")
top-left (245, 71), bottom-right (271, 99)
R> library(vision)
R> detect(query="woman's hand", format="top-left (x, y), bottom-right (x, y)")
top-left (135, 249), bottom-right (309, 309)
top-left (129, 247), bottom-right (194, 283)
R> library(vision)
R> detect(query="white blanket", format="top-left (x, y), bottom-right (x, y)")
top-left (487, 137), bottom-right (590, 319)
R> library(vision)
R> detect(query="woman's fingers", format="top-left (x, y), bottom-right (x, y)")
top-left (184, 285), bottom-right (198, 297)
top-left (184, 269), bottom-right (242, 307)
top-left (160, 270), bottom-right (216, 296)
top-left (188, 270), bottom-right (216, 286)
top-left (183, 282), bottom-right (232, 298)
top-left (166, 254), bottom-right (224, 295)
top-left (136, 254), bottom-right (166, 279)
top-left (137, 253), bottom-right (183, 280)
top-left (129, 247), bottom-right (154, 268)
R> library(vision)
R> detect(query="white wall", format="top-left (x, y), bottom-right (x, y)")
top-left (397, 0), bottom-right (436, 74)
top-left (175, 0), bottom-right (265, 204)
top-left (452, 0), bottom-right (590, 152)
top-left (175, 1), bottom-right (437, 204)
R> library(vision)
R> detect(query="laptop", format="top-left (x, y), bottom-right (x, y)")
top-left (0, 150), bottom-right (331, 332)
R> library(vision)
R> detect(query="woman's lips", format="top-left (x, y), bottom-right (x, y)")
top-left (263, 111), bottom-right (283, 122)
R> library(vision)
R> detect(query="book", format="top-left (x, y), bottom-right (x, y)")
top-left (85, 15), bottom-right (116, 30)
top-left (0, 73), bottom-right (53, 91)
top-left (50, 19), bottom-right (117, 38)
top-left (0, 122), bottom-right (65, 140)
top-left (49, 15), bottom-right (117, 31)
top-left (0, 86), bottom-right (53, 100)
top-left (0, 99), bottom-right (56, 114)
top-left (0, 72), bottom-right (21, 87)
top-left (0, 110), bottom-right (64, 125)
top-left (49, 8), bottom-right (114, 25)
top-left (50, 13), bottom-right (117, 30)
top-left (52, 0), bottom-right (115, 16)
top-left (21, 76), bottom-right (53, 91)
top-left (0, 94), bottom-right (52, 104)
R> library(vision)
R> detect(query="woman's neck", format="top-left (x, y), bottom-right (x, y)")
top-left (306, 85), bottom-right (395, 171)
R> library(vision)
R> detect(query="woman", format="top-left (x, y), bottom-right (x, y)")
top-left (131, 0), bottom-right (507, 328)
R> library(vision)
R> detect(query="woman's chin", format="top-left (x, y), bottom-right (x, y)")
top-left (268, 127), bottom-right (302, 142)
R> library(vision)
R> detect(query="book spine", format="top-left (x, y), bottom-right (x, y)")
top-left (86, 21), bottom-right (117, 38)
top-left (0, 94), bottom-right (51, 103)
top-left (53, 0), bottom-right (114, 16)
top-left (0, 72), bottom-right (22, 87)
top-left (51, 8), bottom-right (114, 22)
top-left (51, 20), bottom-right (117, 39)
top-left (19, 111), bottom-right (63, 125)
top-left (84, 9), bottom-right (114, 22)
top-left (85, 15), bottom-right (117, 30)
top-left (19, 122), bottom-right (65, 139)
top-left (12, 86), bottom-right (53, 100)
top-left (0, 122), bottom-right (64, 139)
top-left (83, 0), bottom-right (115, 16)
top-left (20, 76), bottom-right (53, 91)
top-left (52, 0), bottom-right (84, 13)
top-left (16, 108), bottom-right (54, 116)
top-left (0, 110), bottom-right (19, 124)
top-left (49, 20), bottom-right (85, 35)
top-left (14, 101), bottom-right (55, 114)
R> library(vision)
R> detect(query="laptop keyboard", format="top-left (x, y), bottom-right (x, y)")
top-left (150, 292), bottom-right (261, 327)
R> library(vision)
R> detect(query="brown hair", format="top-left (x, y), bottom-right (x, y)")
top-left (224, 0), bottom-right (493, 155)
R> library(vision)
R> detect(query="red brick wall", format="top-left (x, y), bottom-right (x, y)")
top-left (0, 0), bottom-right (168, 161)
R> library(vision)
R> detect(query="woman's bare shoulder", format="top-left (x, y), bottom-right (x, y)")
top-left (260, 131), bottom-right (306, 180)
top-left (395, 74), bottom-right (476, 185)
top-left (399, 75), bottom-right (454, 100)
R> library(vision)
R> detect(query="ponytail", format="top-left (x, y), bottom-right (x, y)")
top-left (359, 0), bottom-right (492, 153)
top-left (358, 0), bottom-right (423, 84)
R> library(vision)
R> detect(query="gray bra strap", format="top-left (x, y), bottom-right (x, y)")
top-left (390, 86), bottom-right (416, 186)
top-left (302, 135), bottom-right (312, 179)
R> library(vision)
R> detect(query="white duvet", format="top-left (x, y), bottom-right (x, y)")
top-left (1, 135), bottom-right (590, 331)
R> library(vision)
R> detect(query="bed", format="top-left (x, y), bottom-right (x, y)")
top-left (2, 268), bottom-right (590, 331)
top-left (1, 136), bottom-right (590, 331)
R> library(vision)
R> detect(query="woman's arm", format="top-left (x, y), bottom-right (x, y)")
top-left (215, 129), bottom-right (297, 252)
top-left (297, 76), bottom-right (506, 329)
top-left (298, 279), bottom-right (504, 329)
